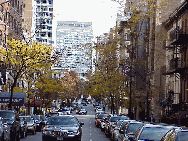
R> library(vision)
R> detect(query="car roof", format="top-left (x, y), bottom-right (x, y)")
top-left (0, 110), bottom-right (14, 113)
top-left (128, 120), bottom-right (145, 124)
top-left (52, 115), bottom-right (75, 118)
top-left (143, 124), bottom-right (181, 129)
top-left (19, 116), bottom-right (32, 117)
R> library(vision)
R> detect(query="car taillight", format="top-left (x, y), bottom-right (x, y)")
top-left (97, 120), bottom-right (101, 124)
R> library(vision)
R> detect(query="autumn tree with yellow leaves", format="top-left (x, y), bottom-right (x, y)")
top-left (0, 39), bottom-right (55, 108)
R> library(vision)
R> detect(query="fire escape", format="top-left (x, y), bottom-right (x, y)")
top-left (164, 3), bottom-right (188, 123)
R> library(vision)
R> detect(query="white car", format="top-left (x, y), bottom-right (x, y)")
top-left (79, 109), bottom-right (87, 115)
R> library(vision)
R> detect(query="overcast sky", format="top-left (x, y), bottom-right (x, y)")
top-left (53, 0), bottom-right (120, 38)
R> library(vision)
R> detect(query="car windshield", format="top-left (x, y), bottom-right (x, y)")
top-left (125, 123), bottom-right (144, 135)
top-left (110, 116), bottom-right (129, 122)
top-left (0, 111), bottom-right (15, 120)
top-left (47, 117), bottom-right (78, 125)
top-left (42, 116), bottom-right (47, 121)
top-left (98, 114), bottom-right (107, 119)
top-left (31, 116), bottom-right (40, 120)
top-left (139, 126), bottom-right (173, 141)
top-left (175, 131), bottom-right (188, 141)
top-left (50, 113), bottom-right (58, 116)
top-left (25, 117), bottom-right (34, 122)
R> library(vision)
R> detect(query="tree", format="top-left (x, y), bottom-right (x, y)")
top-left (0, 39), bottom-right (53, 108)
top-left (59, 71), bottom-right (81, 100)
top-left (86, 28), bottom-right (130, 114)
top-left (34, 69), bottom-right (62, 107)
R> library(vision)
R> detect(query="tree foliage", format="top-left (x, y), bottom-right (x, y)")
top-left (0, 39), bottom-right (54, 108)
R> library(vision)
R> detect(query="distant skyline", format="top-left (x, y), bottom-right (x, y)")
top-left (53, 0), bottom-right (120, 38)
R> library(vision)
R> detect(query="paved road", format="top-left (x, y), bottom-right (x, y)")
top-left (21, 104), bottom-right (110, 141)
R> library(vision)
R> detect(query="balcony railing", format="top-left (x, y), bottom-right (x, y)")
top-left (170, 57), bottom-right (181, 70)
top-left (170, 26), bottom-right (183, 42)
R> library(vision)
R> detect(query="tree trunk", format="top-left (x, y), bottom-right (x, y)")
top-left (8, 78), bottom-right (17, 110)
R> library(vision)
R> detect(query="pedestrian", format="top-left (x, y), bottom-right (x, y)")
top-left (149, 114), bottom-right (155, 123)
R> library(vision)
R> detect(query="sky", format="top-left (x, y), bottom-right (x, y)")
top-left (53, 0), bottom-right (120, 38)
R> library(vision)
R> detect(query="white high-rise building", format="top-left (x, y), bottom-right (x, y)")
top-left (52, 21), bottom-right (93, 79)
top-left (34, 0), bottom-right (53, 46)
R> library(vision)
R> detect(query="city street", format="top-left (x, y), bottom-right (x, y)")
top-left (21, 104), bottom-right (110, 141)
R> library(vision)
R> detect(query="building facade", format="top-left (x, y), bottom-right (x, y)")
top-left (34, 0), bottom-right (53, 46)
top-left (52, 21), bottom-right (93, 79)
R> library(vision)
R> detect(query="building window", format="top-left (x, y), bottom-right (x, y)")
top-left (49, 0), bottom-right (52, 4)
top-left (42, 0), bottom-right (47, 4)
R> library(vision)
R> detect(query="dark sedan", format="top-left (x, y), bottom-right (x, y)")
top-left (24, 116), bottom-right (36, 135)
top-left (95, 114), bottom-right (108, 128)
top-left (19, 116), bottom-right (28, 138)
top-left (31, 115), bottom-right (42, 131)
top-left (0, 117), bottom-right (10, 141)
top-left (117, 120), bottom-right (145, 141)
top-left (42, 115), bottom-right (84, 141)
top-left (134, 124), bottom-right (182, 141)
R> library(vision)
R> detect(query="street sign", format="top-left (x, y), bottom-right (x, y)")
top-left (0, 92), bottom-right (26, 104)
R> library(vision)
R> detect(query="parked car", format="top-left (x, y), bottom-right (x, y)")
top-left (40, 115), bottom-right (47, 130)
top-left (95, 106), bottom-right (101, 112)
top-left (0, 117), bottom-right (10, 141)
top-left (24, 116), bottom-right (37, 135)
top-left (95, 114), bottom-right (108, 128)
top-left (133, 124), bottom-right (182, 141)
top-left (101, 117), bottom-right (108, 131)
top-left (95, 111), bottom-right (105, 118)
top-left (82, 102), bottom-right (87, 106)
top-left (61, 107), bottom-right (71, 115)
top-left (76, 107), bottom-right (82, 114)
top-left (117, 120), bottom-right (145, 141)
top-left (79, 109), bottom-right (87, 115)
top-left (31, 115), bottom-right (42, 131)
top-left (42, 115), bottom-right (84, 141)
top-left (0, 110), bottom-right (21, 141)
top-left (110, 119), bottom-right (124, 140)
top-left (161, 128), bottom-right (187, 141)
top-left (112, 120), bottom-right (132, 141)
top-left (105, 115), bottom-right (130, 137)
top-left (19, 116), bottom-right (28, 138)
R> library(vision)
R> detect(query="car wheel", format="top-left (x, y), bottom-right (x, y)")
top-left (21, 131), bottom-right (25, 139)
top-left (1, 132), bottom-right (4, 141)
top-left (16, 131), bottom-right (20, 141)
top-left (77, 137), bottom-right (81, 141)
top-left (32, 129), bottom-right (36, 135)
top-left (25, 130), bottom-right (28, 137)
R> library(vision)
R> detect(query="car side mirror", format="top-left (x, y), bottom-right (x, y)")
top-left (80, 122), bottom-right (84, 126)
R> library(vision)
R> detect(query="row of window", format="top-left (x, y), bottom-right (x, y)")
top-left (36, 0), bottom-right (53, 4)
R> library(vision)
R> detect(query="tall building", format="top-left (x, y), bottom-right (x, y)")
top-left (34, 0), bottom-right (53, 46)
top-left (52, 21), bottom-right (93, 79)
